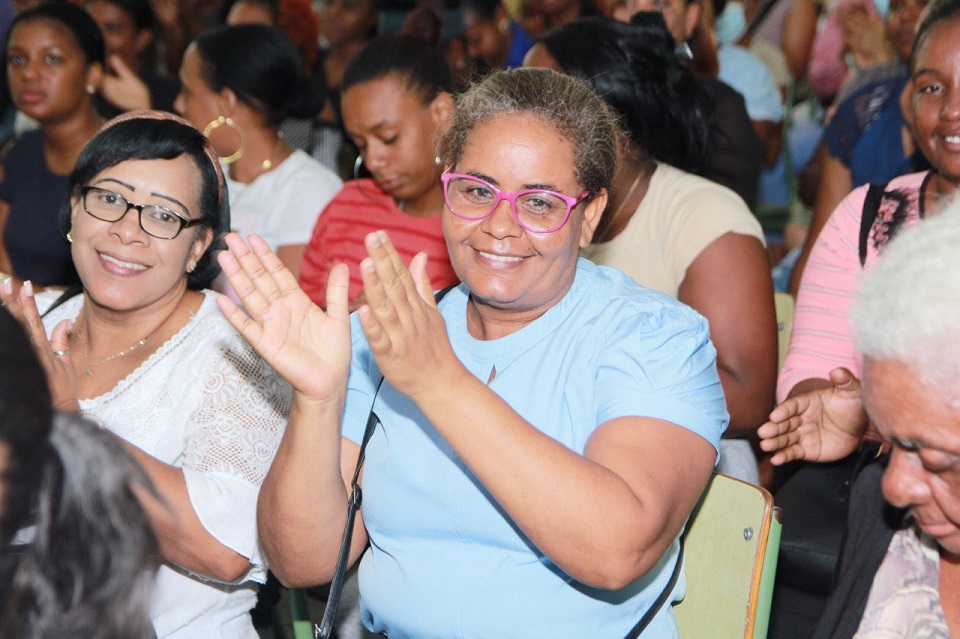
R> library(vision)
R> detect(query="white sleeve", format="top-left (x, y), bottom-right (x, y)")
top-left (181, 338), bottom-right (292, 580)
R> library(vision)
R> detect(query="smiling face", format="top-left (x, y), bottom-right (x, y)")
top-left (863, 357), bottom-right (960, 560)
top-left (910, 15), bottom-right (960, 192)
top-left (6, 17), bottom-right (100, 124)
top-left (443, 112), bottom-right (603, 324)
top-left (341, 75), bottom-right (447, 204)
top-left (69, 156), bottom-right (212, 313)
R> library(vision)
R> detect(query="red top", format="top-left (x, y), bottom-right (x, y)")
top-left (298, 179), bottom-right (459, 304)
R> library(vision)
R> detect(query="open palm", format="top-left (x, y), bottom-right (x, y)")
top-left (758, 367), bottom-right (868, 465)
top-left (217, 234), bottom-right (351, 402)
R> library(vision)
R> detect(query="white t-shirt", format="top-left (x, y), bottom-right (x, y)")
top-left (41, 291), bottom-right (292, 638)
top-left (225, 148), bottom-right (342, 250)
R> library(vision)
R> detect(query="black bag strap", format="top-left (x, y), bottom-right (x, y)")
top-left (39, 282), bottom-right (83, 319)
top-left (315, 284), bottom-right (456, 639)
top-left (623, 533), bottom-right (686, 639)
top-left (859, 183), bottom-right (888, 268)
top-left (743, 0), bottom-right (780, 40)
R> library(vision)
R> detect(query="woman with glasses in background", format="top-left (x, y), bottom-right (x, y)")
top-left (220, 67), bottom-right (727, 637)
top-left (1, 111), bottom-right (292, 639)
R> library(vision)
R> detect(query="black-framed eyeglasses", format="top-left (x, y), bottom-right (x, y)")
top-left (81, 186), bottom-right (204, 240)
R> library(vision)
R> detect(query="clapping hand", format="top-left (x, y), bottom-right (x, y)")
top-left (757, 367), bottom-right (868, 465)
top-left (356, 231), bottom-right (459, 401)
top-left (217, 234), bottom-right (352, 405)
top-left (0, 279), bottom-right (79, 413)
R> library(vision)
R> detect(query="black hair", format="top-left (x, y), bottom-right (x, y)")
top-left (539, 15), bottom-right (713, 173)
top-left (60, 114), bottom-right (230, 290)
top-left (229, 0), bottom-right (280, 22)
top-left (911, 0), bottom-right (960, 71)
top-left (341, 33), bottom-right (453, 104)
top-left (87, 0), bottom-right (157, 32)
top-left (0, 309), bottom-right (158, 639)
top-left (193, 23), bottom-right (323, 125)
top-left (7, 2), bottom-right (106, 67)
top-left (462, 0), bottom-right (501, 21)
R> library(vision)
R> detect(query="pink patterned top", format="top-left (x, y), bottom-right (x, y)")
top-left (777, 171), bottom-right (932, 401)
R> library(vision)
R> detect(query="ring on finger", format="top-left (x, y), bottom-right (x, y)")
top-left (53, 350), bottom-right (70, 357)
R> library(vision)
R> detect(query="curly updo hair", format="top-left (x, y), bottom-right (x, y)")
top-left (441, 67), bottom-right (619, 202)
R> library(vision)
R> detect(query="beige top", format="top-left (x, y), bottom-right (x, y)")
top-left (583, 163), bottom-right (764, 298)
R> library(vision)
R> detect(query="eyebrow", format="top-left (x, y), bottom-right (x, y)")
top-left (463, 171), bottom-right (563, 192)
top-left (92, 177), bottom-right (190, 214)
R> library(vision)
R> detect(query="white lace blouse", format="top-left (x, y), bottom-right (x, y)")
top-left (41, 290), bottom-right (292, 639)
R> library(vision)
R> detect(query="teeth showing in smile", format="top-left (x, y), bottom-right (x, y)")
top-left (945, 135), bottom-right (960, 144)
top-left (479, 251), bottom-right (523, 263)
top-left (101, 253), bottom-right (147, 271)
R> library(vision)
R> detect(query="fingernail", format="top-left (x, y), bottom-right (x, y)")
top-left (377, 230), bottom-right (388, 244)
top-left (362, 258), bottom-right (375, 273)
top-left (23, 280), bottom-right (33, 297)
top-left (367, 232), bottom-right (382, 247)
top-left (0, 278), bottom-right (11, 296)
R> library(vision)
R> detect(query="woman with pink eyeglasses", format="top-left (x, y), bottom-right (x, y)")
top-left (219, 67), bottom-right (727, 637)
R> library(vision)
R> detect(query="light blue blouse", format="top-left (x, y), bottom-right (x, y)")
top-left (342, 258), bottom-right (728, 638)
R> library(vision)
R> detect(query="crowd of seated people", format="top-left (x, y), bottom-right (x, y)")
top-left (0, 0), bottom-right (959, 635)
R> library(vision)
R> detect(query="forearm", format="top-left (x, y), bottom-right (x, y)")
top-left (412, 362), bottom-right (710, 589)
top-left (257, 395), bottom-right (356, 587)
top-left (123, 442), bottom-right (251, 581)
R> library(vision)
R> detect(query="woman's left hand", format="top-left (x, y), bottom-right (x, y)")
top-left (357, 230), bottom-right (460, 400)
top-left (0, 279), bottom-right (80, 412)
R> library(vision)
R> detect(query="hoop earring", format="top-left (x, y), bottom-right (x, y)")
top-left (202, 116), bottom-right (245, 164)
top-left (674, 41), bottom-right (694, 62)
top-left (353, 154), bottom-right (364, 181)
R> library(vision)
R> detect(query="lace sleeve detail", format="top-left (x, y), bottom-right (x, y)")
top-left (183, 337), bottom-right (292, 487)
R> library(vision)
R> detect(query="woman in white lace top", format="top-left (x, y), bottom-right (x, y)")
top-left (1, 111), bottom-right (292, 638)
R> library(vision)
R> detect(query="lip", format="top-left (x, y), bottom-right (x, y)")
top-left (376, 175), bottom-right (403, 193)
top-left (474, 247), bottom-right (528, 269)
top-left (941, 133), bottom-right (960, 147)
top-left (15, 90), bottom-right (45, 105)
top-left (97, 250), bottom-right (150, 275)
top-left (916, 517), bottom-right (957, 538)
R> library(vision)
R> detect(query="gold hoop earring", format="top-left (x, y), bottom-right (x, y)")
top-left (202, 116), bottom-right (245, 164)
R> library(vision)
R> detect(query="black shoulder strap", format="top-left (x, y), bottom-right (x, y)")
top-left (315, 283), bottom-right (458, 639)
top-left (623, 534), bottom-right (685, 638)
top-left (859, 183), bottom-right (887, 268)
top-left (39, 282), bottom-right (83, 319)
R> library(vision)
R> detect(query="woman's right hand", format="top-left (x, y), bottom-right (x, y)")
top-left (757, 367), bottom-right (868, 465)
top-left (217, 233), bottom-right (352, 404)
top-left (0, 279), bottom-right (79, 413)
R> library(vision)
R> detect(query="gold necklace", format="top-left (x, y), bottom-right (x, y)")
top-left (258, 134), bottom-right (285, 174)
top-left (75, 326), bottom-right (155, 376)
top-left (596, 170), bottom-right (646, 244)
